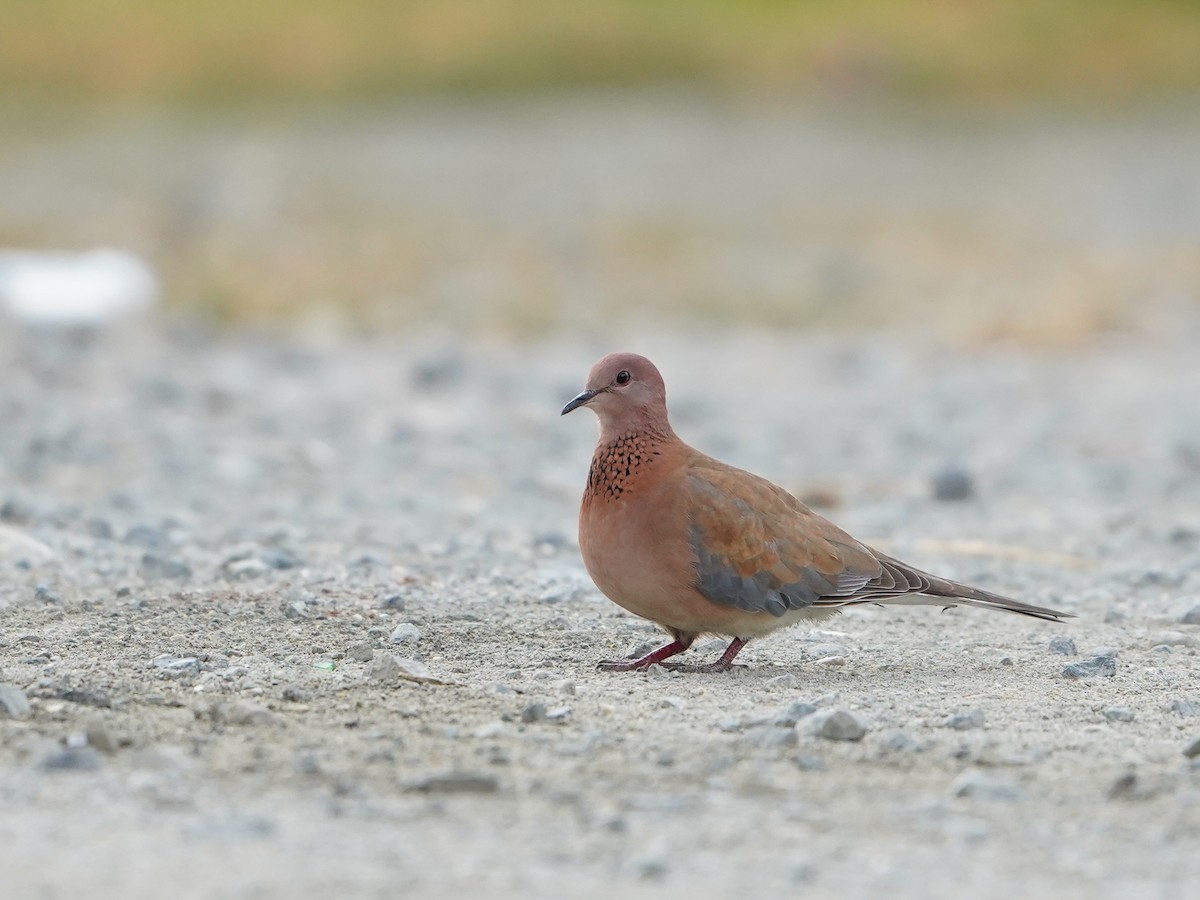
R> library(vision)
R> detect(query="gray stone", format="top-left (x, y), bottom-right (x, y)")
top-left (283, 600), bottom-right (309, 619)
top-left (39, 746), bottom-right (103, 772)
top-left (389, 623), bottom-right (422, 644)
top-left (367, 652), bottom-right (402, 682)
top-left (124, 524), bottom-right (167, 548)
top-left (408, 772), bottom-right (498, 794)
top-left (367, 653), bottom-right (449, 685)
top-left (140, 553), bottom-right (191, 580)
top-left (215, 700), bottom-right (282, 727)
top-left (1183, 736), bottom-right (1200, 759)
top-left (379, 594), bottom-right (406, 611)
top-left (154, 655), bottom-right (200, 677)
top-left (259, 548), bottom-right (300, 569)
top-left (1170, 699), bottom-right (1200, 717)
top-left (521, 703), bottom-right (547, 724)
top-left (34, 584), bottom-right (63, 605)
top-left (345, 642), bottom-right (376, 662)
top-left (943, 709), bottom-right (986, 730)
top-left (1047, 636), bottom-right (1077, 656)
top-left (152, 655), bottom-right (200, 677)
top-left (85, 723), bottom-right (121, 753)
top-left (1179, 605), bottom-right (1200, 626)
top-left (1063, 655), bottom-right (1116, 679)
top-left (774, 701), bottom-right (818, 727)
top-left (804, 708), bottom-right (868, 742)
top-left (224, 557), bottom-right (269, 579)
top-left (880, 731), bottom-right (921, 752)
top-left (0, 683), bottom-right (31, 719)
top-left (931, 465), bottom-right (974, 501)
top-left (1103, 707), bottom-right (1136, 722)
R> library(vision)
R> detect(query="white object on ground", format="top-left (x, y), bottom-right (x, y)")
top-left (0, 249), bottom-right (157, 327)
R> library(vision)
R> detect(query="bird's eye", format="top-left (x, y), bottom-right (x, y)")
top-left (615, 370), bottom-right (631, 385)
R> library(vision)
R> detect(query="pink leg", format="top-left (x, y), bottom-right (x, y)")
top-left (660, 637), bottom-right (749, 673)
top-left (597, 638), bottom-right (691, 672)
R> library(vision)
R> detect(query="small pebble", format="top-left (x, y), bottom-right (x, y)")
top-left (34, 584), bottom-right (63, 605)
top-left (39, 747), bottom-right (103, 772)
top-left (774, 701), bottom-right (818, 727)
top-left (1103, 707), bottom-right (1135, 722)
top-left (408, 772), bottom-right (498, 794)
top-left (379, 595), bottom-right (406, 611)
top-left (942, 710), bottom-right (985, 730)
top-left (931, 464), bottom-right (974, 501)
top-left (140, 553), bottom-right (191, 580)
top-left (1183, 736), bottom-right (1200, 759)
top-left (1047, 636), bottom-right (1077, 656)
top-left (124, 524), bottom-right (167, 548)
top-left (216, 700), bottom-right (282, 727)
top-left (345, 642), bottom-right (376, 662)
top-left (367, 652), bottom-right (401, 682)
top-left (803, 708), bottom-right (868, 742)
top-left (389, 623), bottom-right (422, 644)
top-left (521, 703), bottom-right (547, 724)
top-left (1170, 699), bottom-right (1200, 717)
top-left (152, 655), bottom-right (200, 678)
top-left (1179, 605), bottom-right (1200, 626)
top-left (85, 723), bottom-right (121, 753)
top-left (0, 683), bottom-right (31, 719)
top-left (1108, 771), bottom-right (1139, 800)
top-left (1062, 655), bottom-right (1116, 679)
top-left (625, 640), bottom-right (660, 659)
top-left (880, 730), bottom-right (921, 752)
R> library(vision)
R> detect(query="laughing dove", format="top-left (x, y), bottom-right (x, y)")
top-left (561, 352), bottom-right (1071, 673)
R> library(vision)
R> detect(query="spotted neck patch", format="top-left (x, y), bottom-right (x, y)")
top-left (585, 431), bottom-right (664, 504)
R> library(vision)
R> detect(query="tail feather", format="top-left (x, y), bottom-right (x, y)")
top-left (867, 589), bottom-right (1071, 622)
top-left (814, 550), bottom-right (1074, 622)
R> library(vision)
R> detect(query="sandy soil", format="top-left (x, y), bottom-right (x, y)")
top-left (2, 319), bottom-right (1199, 899)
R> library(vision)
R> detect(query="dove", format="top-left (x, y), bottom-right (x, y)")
top-left (561, 352), bottom-right (1071, 672)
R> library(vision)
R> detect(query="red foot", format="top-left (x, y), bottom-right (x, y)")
top-left (598, 637), bottom-right (748, 673)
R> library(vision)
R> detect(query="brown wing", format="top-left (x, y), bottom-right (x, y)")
top-left (684, 463), bottom-right (892, 618)
top-left (684, 458), bottom-right (1072, 623)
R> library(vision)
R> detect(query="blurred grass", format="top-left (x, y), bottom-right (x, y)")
top-left (3, 0), bottom-right (1200, 106)
top-left (2, 2), bottom-right (1199, 340)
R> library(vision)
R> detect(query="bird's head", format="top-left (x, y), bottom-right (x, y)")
top-left (561, 352), bottom-right (670, 436)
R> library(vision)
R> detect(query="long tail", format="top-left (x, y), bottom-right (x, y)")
top-left (869, 586), bottom-right (1071, 622)
top-left (826, 551), bottom-right (1074, 622)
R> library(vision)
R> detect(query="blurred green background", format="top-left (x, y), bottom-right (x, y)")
top-left (6, 0), bottom-right (1200, 105)
top-left (2, 0), bottom-right (1199, 338)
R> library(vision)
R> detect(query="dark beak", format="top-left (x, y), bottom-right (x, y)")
top-left (561, 389), bottom-right (599, 416)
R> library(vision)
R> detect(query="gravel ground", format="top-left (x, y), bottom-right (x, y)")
top-left (2, 318), bottom-right (1200, 899)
